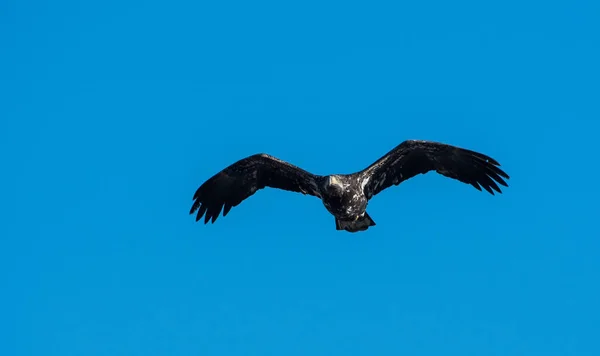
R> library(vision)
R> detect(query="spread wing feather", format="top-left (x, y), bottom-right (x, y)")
top-left (360, 140), bottom-right (510, 199)
top-left (190, 153), bottom-right (323, 224)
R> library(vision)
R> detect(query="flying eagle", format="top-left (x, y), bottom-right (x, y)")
top-left (189, 139), bottom-right (510, 232)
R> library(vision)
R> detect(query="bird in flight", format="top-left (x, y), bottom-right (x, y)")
top-left (189, 139), bottom-right (510, 233)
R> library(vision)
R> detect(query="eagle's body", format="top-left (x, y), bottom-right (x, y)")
top-left (318, 174), bottom-right (374, 231)
top-left (189, 139), bottom-right (510, 232)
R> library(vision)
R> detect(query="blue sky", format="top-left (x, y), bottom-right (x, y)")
top-left (2, 0), bottom-right (599, 355)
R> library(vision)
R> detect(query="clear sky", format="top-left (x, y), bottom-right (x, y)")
top-left (2, 1), bottom-right (599, 355)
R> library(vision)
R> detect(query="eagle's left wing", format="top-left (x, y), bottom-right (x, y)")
top-left (190, 153), bottom-right (323, 224)
top-left (359, 140), bottom-right (510, 199)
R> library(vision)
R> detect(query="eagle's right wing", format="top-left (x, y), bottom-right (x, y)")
top-left (360, 140), bottom-right (510, 199)
top-left (190, 153), bottom-right (324, 224)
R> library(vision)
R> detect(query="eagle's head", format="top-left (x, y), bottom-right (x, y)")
top-left (324, 175), bottom-right (344, 196)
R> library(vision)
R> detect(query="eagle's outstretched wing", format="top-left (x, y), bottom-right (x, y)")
top-left (360, 140), bottom-right (510, 199)
top-left (190, 153), bottom-right (323, 224)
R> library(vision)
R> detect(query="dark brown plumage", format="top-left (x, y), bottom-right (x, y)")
top-left (190, 154), bottom-right (324, 224)
top-left (190, 140), bottom-right (510, 232)
top-left (359, 140), bottom-right (509, 199)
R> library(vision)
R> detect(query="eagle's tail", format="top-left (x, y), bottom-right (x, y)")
top-left (335, 212), bottom-right (376, 233)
